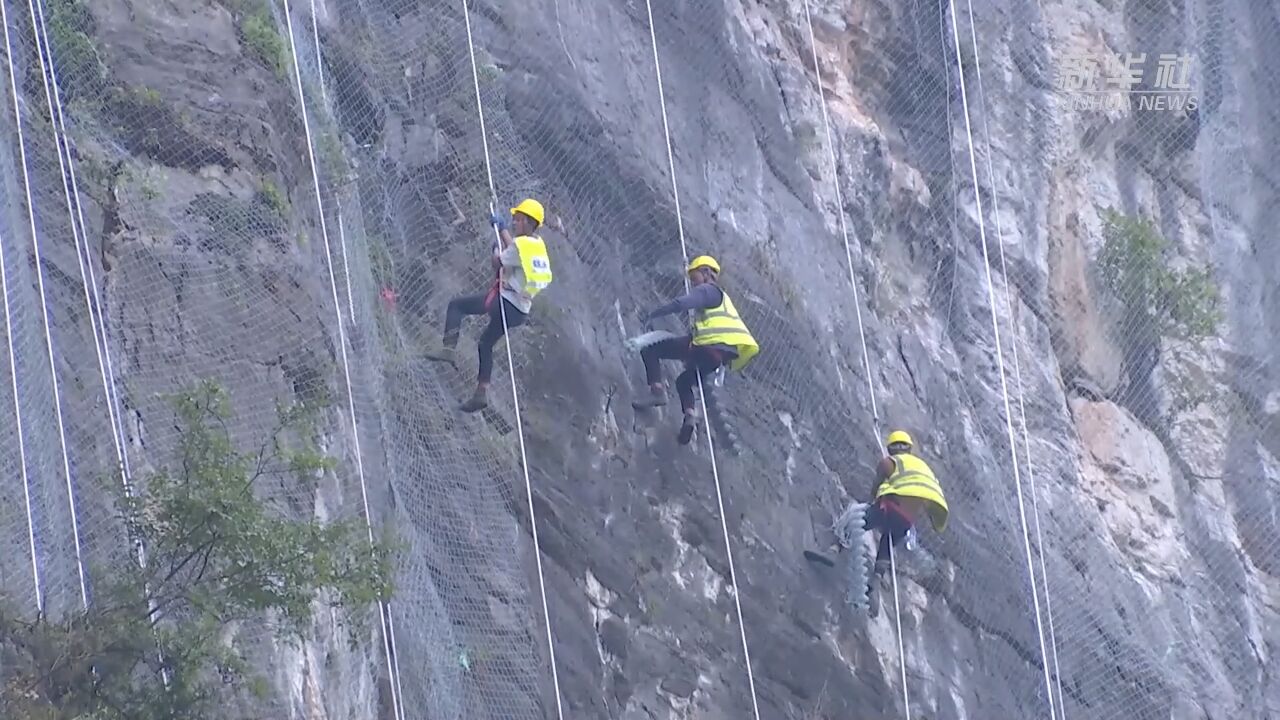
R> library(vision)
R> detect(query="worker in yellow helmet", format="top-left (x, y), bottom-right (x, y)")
top-left (424, 198), bottom-right (553, 412)
top-left (806, 430), bottom-right (949, 617)
top-left (631, 254), bottom-right (759, 445)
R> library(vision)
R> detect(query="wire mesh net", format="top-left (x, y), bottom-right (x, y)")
top-left (0, 0), bottom-right (1272, 718)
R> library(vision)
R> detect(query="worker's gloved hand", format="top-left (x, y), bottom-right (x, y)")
top-left (490, 211), bottom-right (508, 230)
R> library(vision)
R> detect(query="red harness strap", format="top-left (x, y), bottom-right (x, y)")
top-left (878, 496), bottom-right (915, 526)
top-left (483, 279), bottom-right (500, 312)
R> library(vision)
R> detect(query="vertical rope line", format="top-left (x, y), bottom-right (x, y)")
top-left (642, 4), bottom-right (763, 719)
top-left (26, 1), bottom-right (172, 681)
top-left (799, 4), bottom-right (914, 714)
top-left (306, 2), bottom-right (359, 327)
top-left (944, 1), bottom-right (1058, 714)
top-left (962, 1), bottom-right (1066, 712)
top-left (306, 4), bottom-right (407, 708)
top-left (887, 540), bottom-right (910, 706)
top-left (281, 5), bottom-right (404, 718)
top-left (0, 1), bottom-right (40, 609)
top-left (28, 0), bottom-right (132, 502)
top-left (460, 4), bottom-right (567, 719)
top-left (801, 0), bottom-right (881, 442)
top-left (1, 0), bottom-right (87, 610)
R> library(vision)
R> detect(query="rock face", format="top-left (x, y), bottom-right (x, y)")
top-left (0, 0), bottom-right (1275, 718)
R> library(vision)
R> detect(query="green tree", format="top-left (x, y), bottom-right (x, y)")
top-left (1096, 208), bottom-right (1222, 421)
top-left (1097, 208), bottom-right (1222, 341)
top-left (0, 381), bottom-right (396, 719)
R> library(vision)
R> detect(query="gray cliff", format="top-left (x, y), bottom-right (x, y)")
top-left (0, 0), bottom-right (1274, 718)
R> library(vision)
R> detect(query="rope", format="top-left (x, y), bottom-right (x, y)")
top-left (29, 0), bottom-right (142, 580)
top-left (800, 0), bottom-right (881, 443)
top-left (305, 4), bottom-right (360, 328)
top-left (0, 2), bottom-right (40, 612)
top-left (0, 0), bottom-right (87, 611)
top-left (28, 0), bottom-right (133, 500)
top-left (799, 3), bottom-right (911, 715)
top-left (281, 5), bottom-right (405, 719)
top-left (0, 236), bottom-right (41, 609)
top-left (944, 2), bottom-right (1058, 715)
top-left (642, 5), bottom-right (763, 719)
top-left (962, 0), bottom-right (1066, 713)
top-left (29, 0), bottom-right (177, 686)
top-left (305, 5), bottom-right (409, 708)
top-left (460, 4), bottom-right (567, 719)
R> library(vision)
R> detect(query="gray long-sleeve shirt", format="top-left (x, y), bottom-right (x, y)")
top-left (645, 283), bottom-right (737, 357)
top-left (646, 283), bottom-right (723, 320)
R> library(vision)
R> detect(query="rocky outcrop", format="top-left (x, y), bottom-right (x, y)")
top-left (0, 0), bottom-right (1275, 718)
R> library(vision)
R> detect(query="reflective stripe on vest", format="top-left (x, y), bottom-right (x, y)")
top-left (692, 288), bottom-right (759, 371)
top-left (876, 453), bottom-right (949, 531)
top-left (514, 235), bottom-right (552, 298)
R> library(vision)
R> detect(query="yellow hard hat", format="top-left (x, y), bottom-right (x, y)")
top-left (687, 255), bottom-right (720, 274)
top-left (510, 198), bottom-right (544, 226)
top-left (886, 430), bottom-right (913, 449)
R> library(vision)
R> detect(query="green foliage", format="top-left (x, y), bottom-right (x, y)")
top-left (367, 232), bottom-right (394, 287)
top-left (1097, 208), bottom-right (1222, 341)
top-left (0, 380), bottom-right (395, 719)
top-left (238, 2), bottom-right (286, 79)
top-left (134, 86), bottom-right (163, 106)
top-left (45, 0), bottom-right (108, 104)
top-left (318, 133), bottom-right (348, 182)
top-left (258, 178), bottom-right (288, 217)
top-left (477, 62), bottom-right (501, 84)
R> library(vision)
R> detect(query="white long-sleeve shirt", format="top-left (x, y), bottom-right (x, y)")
top-left (496, 242), bottom-right (532, 315)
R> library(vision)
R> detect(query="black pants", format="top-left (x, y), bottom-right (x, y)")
top-left (442, 291), bottom-right (527, 384)
top-left (639, 335), bottom-right (730, 413)
top-left (864, 500), bottom-right (912, 572)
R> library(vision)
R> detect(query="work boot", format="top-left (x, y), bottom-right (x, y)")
top-left (459, 385), bottom-right (488, 413)
top-left (423, 344), bottom-right (457, 367)
top-left (677, 408), bottom-right (701, 445)
top-left (631, 384), bottom-right (667, 410)
top-left (802, 542), bottom-right (842, 567)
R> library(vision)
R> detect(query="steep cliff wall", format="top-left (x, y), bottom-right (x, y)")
top-left (0, 0), bottom-right (1274, 718)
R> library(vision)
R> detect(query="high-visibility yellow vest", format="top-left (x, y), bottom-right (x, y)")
top-left (876, 453), bottom-right (949, 532)
top-left (514, 235), bottom-right (552, 298)
top-left (692, 287), bottom-right (759, 371)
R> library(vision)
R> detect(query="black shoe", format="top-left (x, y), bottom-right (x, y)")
top-left (677, 412), bottom-right (698, 445)
top-left (459, 386), bottom-right (488, 413)
top-left (803, 549), bottom-right (837, 567)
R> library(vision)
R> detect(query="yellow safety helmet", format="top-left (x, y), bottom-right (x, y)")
top-left (510, 198), bottom-right (545, 226)
top-left (886, 430), bottom-right (913, 450)
top-left (687, 255), bottom-right (720, 274)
